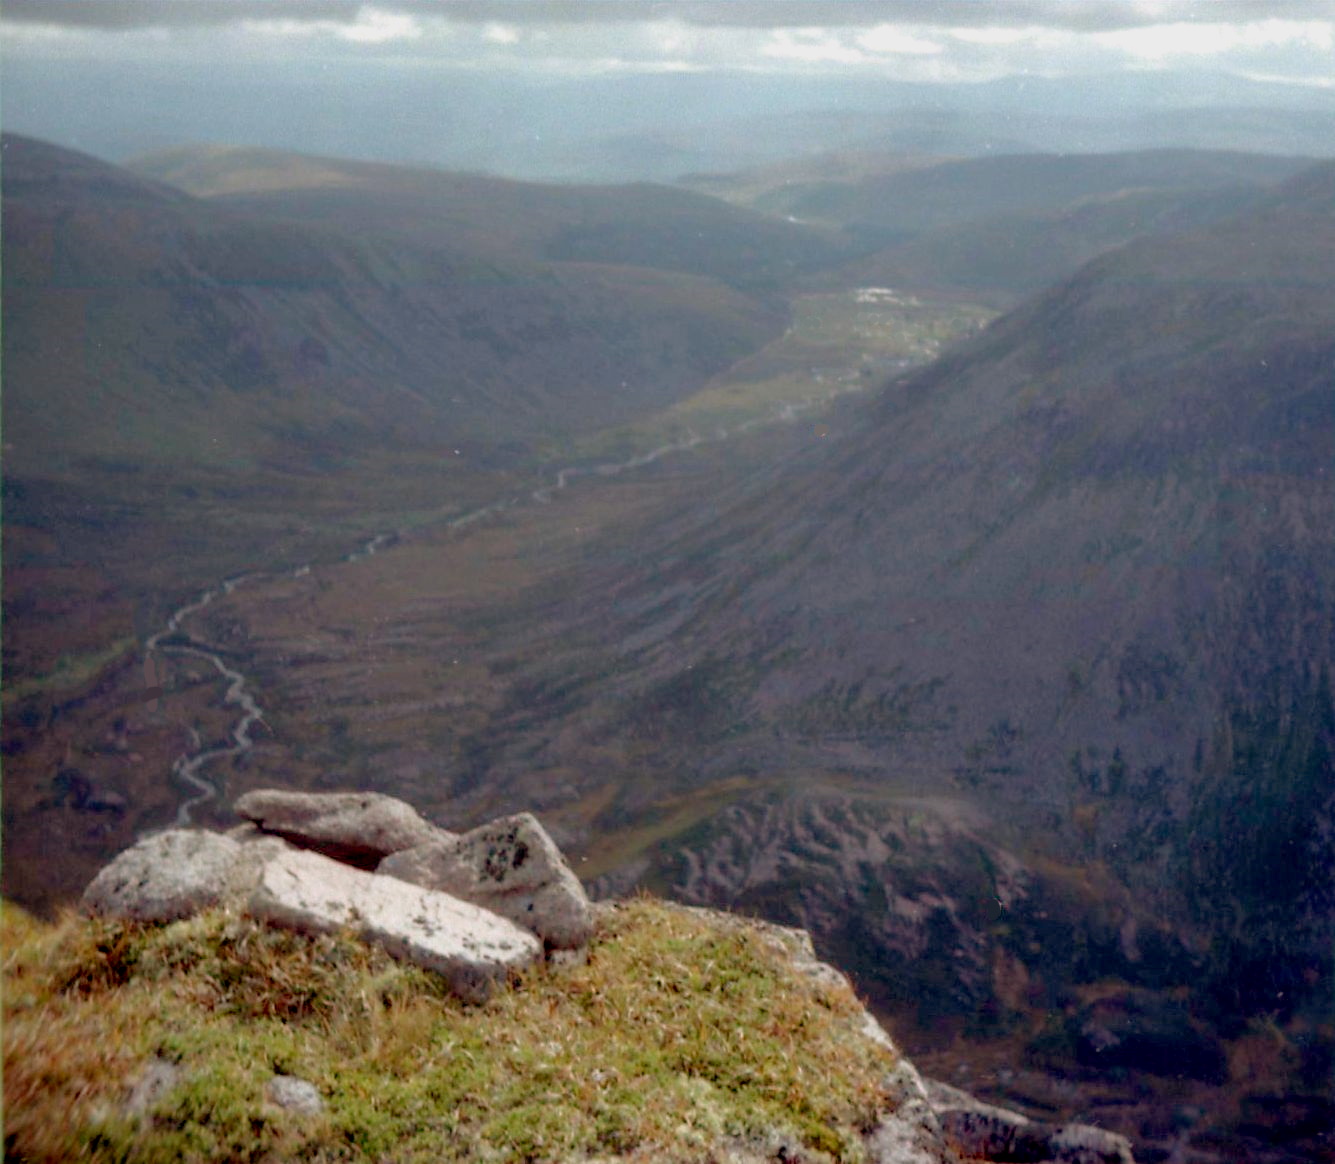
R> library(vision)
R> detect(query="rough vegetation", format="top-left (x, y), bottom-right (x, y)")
top-left (2, 897), bottom-right (900, 1163)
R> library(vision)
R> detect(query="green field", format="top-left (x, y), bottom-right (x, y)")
top-left (551, 289), bottom-right (995, 465)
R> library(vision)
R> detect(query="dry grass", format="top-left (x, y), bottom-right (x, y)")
top-left (3, 897), bottom-right (898, 1162)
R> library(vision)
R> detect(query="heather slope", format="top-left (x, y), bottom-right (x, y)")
top-left (130, 143), bottom-right (855, 291)
top-left (3, 134), bottom-right (785, 479)
top-left (751, 148), bottom-right (1314, 237)
top-left (471, 163), bottom-right (1335, 1024)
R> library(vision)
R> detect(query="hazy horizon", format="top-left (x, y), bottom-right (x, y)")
top-left (5, 0), bottom-right (1333, 181)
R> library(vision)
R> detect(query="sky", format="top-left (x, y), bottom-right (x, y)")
top-left (4, 1), bottom-right (1334, 178)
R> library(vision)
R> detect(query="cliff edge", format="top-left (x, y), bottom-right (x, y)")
top-left (2, 791), bottom-right (1132, 1163)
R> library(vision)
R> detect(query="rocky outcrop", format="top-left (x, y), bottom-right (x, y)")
top-left (82, 829), bottom-right (259, 922)
top-left (865, 1059), bottom-right (959, 1164)
top-left (233, 789), bottom-right (443, 867)
top-left (74, 789), bottom-right (1136, 1162)
top-left (81, 792), bottom-right (569, 1001)
top-left (379, 812), bottom-right (594, 949)
top-left (925, 1080), bottom-right (1135, 1164)
top-left (250, 847), bottom-right (541, 1002)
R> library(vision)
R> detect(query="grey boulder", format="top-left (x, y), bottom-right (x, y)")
top-left (233, 789), bottom-right (442, 867)
top-left (379, 812), bottom-right (594, 949)
top-left (925, 1080), bottom-right (1134, 1164)
top-left (82, 829), bottom-right (255, 922)
top-left (247, 847), bottom-right (541, 1002)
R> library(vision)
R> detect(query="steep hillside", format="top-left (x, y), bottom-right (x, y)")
top-left (464, 163), bottom-right (1335, 1034)
top-left (749, 149), bottom-right (1314, 238)
top-left (1, 132), bottom-right (791, 687)
top-left (822, 183), bottom-right (1271, 303)
top-left (4, 134), bottom-right (785, 480)
top-left (130, 144), bottom-right (854, 291)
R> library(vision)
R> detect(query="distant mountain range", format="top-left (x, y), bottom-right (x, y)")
top-left (689, 148), bottom-right (1318, 302)
top-left (7, 62), bottom-right (1334, 181)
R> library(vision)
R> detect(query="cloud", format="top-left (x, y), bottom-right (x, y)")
top-left (242, 6), bottom-right (421, 45)
top-left (1098, 16), bottom-right (1334, 59)
top-left (3, 1), bottom-right (359, 28)
top-left (482, 22), bottom-right (521, 45)
top-left (858, 24), bottom-right (943, 55)
top-left (8, 0), bottom-right (1334, 33)
top-left (4, 0), bottom-right (1331, 93)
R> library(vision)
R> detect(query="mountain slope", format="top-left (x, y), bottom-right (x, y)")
top-left (751, 148), bottom-right (1315, 238)
top-left (695, 147), bottom-right (1316, 303)
top-left (130, 144), bottom-right (854, 291)
top-left (471, 163), bottom-right (1335, 1027)
top-left (3, 134), bottom-right (786, 481)
top-left (823, 182), bottom-right (1274, 302)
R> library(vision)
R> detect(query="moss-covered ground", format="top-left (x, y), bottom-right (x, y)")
top-left (3, 897), bottom-right (898, 1162)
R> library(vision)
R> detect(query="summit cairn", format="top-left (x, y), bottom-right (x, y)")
top-left (233, 789), bottom-right (443, 867)
top-left (80, 790), bottom-right (580, 1001)
top-left (249, 846), bottom-right (541, 1003)
top-left (380, 812), bottom-right (594, 949)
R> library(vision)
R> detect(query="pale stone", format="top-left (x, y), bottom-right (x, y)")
top-left (1047, 1124), bottom-right (1136, 1164)
top-left (379, 812), bottom-right (593, 949)
top-left (82, 830), bottom-right (252, 922)
top-left (247, 848), bottom-right (541, 1001)
top-left (226, 822), bottom-right (297, 864)
top-left (265, 1075), bottom-right (324, 1115)
top-left (233, 789), bottom-right (443, 867)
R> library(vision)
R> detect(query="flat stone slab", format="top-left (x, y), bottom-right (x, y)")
top-left (247, 848), bottom-right (541, 1001)
top-left (233, 789), bottom-right (443, 867)
top-left (379, 812), bottom-right (594, 949)
top-left (82, 829), bottom-right (255, 922)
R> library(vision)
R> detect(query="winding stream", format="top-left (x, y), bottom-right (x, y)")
top-left (148, 380), bottom-right (873, 826)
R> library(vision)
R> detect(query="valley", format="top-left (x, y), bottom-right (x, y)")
top-left (3, 239), bottom-right (990, 915)
top-left (4, 134), bottom-right (1333, 1162)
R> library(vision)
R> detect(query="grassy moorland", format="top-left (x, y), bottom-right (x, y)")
top-left (3, 897), bottom-right (898, 1163)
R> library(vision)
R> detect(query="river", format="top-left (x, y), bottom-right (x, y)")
top-left (146, 378), bottom-right (879, 827)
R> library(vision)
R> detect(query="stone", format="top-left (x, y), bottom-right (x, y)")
top-left (233, 789), bottom-right (443, 868)
top-left (125, 1057), bottom-right (183, 1118)
top-left (924, 1080), bottom-right (1135, 1164)
top-left (379, 812), bottom-right (594, 949)
top-left (265, 1074), bottom-right (324, 1115)
top-left (247, 847), bottom-right (541, 1002)
top-left (82, 830), bottom-right (253, 922)
top-left (1048, 1123), bottom-right (1137, 1164)
top-left (864, 1060), bottom-right (958, 1164)
top-left (226, 821), bottom-right (297, 864)
top-left (924, 1080), bottom-right (1048, 1161)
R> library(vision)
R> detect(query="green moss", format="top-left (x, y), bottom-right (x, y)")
top-left (4, 898), bottom-right (897, 1162)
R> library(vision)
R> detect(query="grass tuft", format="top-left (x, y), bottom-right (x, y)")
top-left (4, 896), bottom-right (898, 1162)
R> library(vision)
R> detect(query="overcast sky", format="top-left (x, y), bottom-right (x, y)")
top-left (7, 1), bottom-right (1335, 83)
top-left (4, 1), bottom-right (1333, 176)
